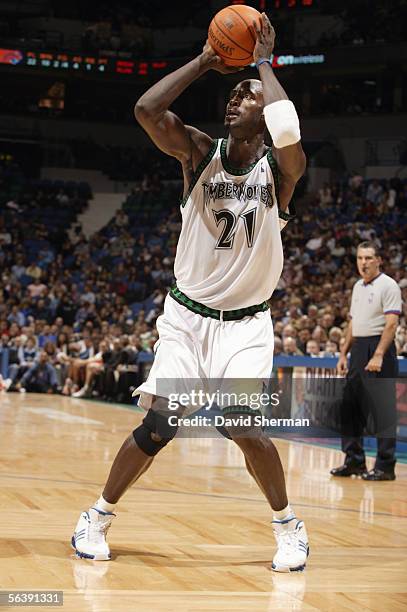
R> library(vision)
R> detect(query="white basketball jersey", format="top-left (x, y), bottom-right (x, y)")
top-left (174, 138), bottom-right (288, 310)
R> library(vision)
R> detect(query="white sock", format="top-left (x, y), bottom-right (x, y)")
top-left (94, 495), bottom-right (116, 513)
top-left (273, 504), bottom-right (295, 521)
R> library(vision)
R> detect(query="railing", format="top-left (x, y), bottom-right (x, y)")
top-left (3, 349), bottom-right (406, 380)
top-left (274, 355), bottom-right (406, 373)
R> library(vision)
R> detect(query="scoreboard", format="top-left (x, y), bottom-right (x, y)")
top-left (0, 48), bottom-right (169, 77)
top-left (26, 51), bottom-right (109, 72)
top-left (0, 47), bottom-right (324, 76)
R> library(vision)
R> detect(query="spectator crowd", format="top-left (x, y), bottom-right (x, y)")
top-left (0, 157), bottom-right (406, 402)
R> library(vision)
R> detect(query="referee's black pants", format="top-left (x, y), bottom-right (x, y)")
top-left (340, 336), bottom-right (397, 473)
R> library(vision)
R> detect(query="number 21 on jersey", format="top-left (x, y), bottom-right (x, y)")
top-left (212, 208), bottom-right (257, 249)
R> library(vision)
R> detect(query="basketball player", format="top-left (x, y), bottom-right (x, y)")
top-left (72, 14), bottom-right (309, 572)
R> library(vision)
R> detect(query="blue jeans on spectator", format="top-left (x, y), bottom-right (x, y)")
top-left (20, 363), bottom-right (59, 393)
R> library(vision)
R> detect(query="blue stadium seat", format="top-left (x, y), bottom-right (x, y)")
top-left (130, 303), bottom-right (144, 316)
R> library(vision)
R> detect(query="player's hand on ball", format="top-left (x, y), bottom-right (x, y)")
top-left (252, 13), bottom-right (276, 64)
top-left (336, 355), bottom-right (348, 376)
top-left (201, 41), bottom-right (244, 74)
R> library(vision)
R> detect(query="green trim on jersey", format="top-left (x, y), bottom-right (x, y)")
top-left (267, 149), bottom-right (296, 224)
top-left (267, 149), bottom-right (280, 207)
top-left (180, 139), bottom-right (218, 208)
top-left (170, 286), bottom-right (269, 321)
top-left (279, 207), bottom-right (296, 222)
top-left (220, 138), bottom-right (259, 175)
top-left (222, 405), bottom-right (262, 417)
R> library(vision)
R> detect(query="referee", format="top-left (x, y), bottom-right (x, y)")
top-left (331, 241), bottom-right (402, 481)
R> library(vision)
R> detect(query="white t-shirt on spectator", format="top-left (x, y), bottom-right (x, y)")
top-left (306, 237), bottom-right (323, 251)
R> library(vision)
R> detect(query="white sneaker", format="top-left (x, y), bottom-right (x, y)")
top-left (72, 386), bottom-right (89, 398)
top-left (272, 516), bottom-right (309, 572)
top-left (3, 378), bottom-right (12, 391)
top-left (71, 507), bottom-right (115, 560)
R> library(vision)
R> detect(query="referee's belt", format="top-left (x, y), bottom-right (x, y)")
top-left (169, 286), bottom-right (269, 321)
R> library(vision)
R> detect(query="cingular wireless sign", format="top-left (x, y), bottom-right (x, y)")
top-left (250, 53), bottom-right (325, 68)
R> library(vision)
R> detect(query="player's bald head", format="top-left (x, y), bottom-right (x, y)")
top-left (234, 79), bottom-right (263, 94)
top-left (248, 78), bottom-right (263, 92)
top-left (228, 79), bottom-right (264, 109)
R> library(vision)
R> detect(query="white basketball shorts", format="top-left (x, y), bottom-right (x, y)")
top-left (134, 294), bottom-right (274, 412)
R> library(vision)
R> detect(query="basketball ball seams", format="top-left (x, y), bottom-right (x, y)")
top-left (212, 16), bottom-right (252, 55)
top-left (209, 24), bottom-right (248, 61)
top-left (228, 6), bottom-right (257, 45)
top-left (208, 5), bottom-right (261, 65)
top-left (211, 17), bottom-right (252, 56)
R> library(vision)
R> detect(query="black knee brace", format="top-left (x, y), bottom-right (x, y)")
top-left (215, 406), bottom-right (263, 440)
top-left (133, 408), bottom-right (179, 456)
top-left (214, 421), bottom-right (232, 440)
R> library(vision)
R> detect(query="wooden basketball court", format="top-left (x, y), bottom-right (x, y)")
top-left (1, 392), bottom-right (406, 611)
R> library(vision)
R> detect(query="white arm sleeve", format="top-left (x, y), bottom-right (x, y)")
top-left (264, 100), bottom-right (301, 149)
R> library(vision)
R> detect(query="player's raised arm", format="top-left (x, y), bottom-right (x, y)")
top-left (253, 13), bottom-right (306, 211)
top-left (134, 45), bottom-right (241, 166)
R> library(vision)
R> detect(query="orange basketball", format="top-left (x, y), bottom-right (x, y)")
top-left (208, 5), bottom-right (261, 66)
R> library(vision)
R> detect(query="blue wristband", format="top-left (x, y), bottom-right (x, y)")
top-left (256, 57), bottom-right (272, 69)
